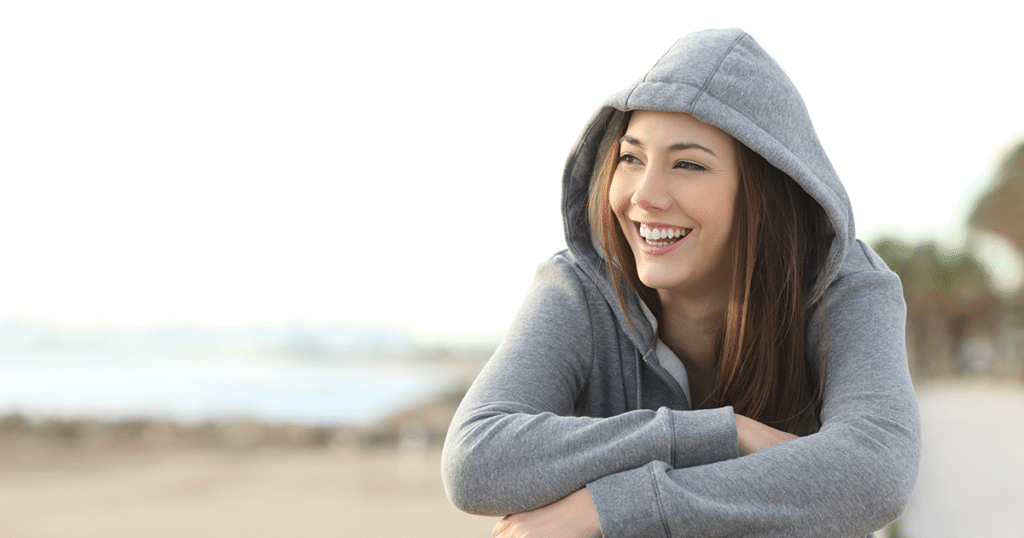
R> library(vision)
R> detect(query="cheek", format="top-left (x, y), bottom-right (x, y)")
top-left (608, 176), bottom-right (630, 215)
top-left (607, 178), bottom-right (637, 244)
top-left (689, 183), bottom-right (737, 228)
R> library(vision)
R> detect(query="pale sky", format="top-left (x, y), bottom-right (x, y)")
top-left (2, 1), bottom-right (1023, 339)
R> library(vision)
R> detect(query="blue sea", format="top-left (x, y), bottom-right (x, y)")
top-left (0, 356), bottom-right (460, 426)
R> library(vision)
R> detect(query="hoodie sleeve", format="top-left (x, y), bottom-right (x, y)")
top-left (441, 254), bottom-right (740, 516)
top-left (587, 242), bottom-right (922, 538)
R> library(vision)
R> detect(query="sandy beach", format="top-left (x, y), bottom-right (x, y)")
top-left (0, 385), bottom-right (496, 538)
top-left (899, 380), bottom-right (1024, 537)
top-left (5, 380), bottom-right (1020, 537)
top-left (0, 441), bottom-right (495, 538)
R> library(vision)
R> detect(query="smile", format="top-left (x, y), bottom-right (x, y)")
top-left (638, 223), bottom-right (691, 246)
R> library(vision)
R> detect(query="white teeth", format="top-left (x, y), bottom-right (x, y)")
top-left (638, 224), bottom-right (689, 245)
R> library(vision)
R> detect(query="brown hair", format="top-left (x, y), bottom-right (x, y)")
top-left (588, 109), bottom-right (830, 435)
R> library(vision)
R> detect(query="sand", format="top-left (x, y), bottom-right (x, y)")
top-left (11, 380), bottom-right (1013, 537)
top-left (0, 381), bottom-right (496, 537)
top-left (0, 443), bottom-right (496, 538)
top-left (899, 380), bottom-right (1024, 538)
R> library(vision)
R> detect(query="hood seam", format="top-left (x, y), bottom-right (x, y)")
top-left (623, 39), bottom-right (679, 109)
top-left (687, 32), bottom-right (747, 110)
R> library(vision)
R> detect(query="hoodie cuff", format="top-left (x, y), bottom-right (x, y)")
top-left (669, 406), bottom-right (740, 468)
top-left (588, 461), bottom-right (672, 538)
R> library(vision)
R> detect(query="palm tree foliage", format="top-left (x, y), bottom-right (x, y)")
top-left (870, 136), bottom-right (1024, 379)
top-left (872, 136), bottom-right (1024, 375)
top-left (873, 237), bottom-right (1005, 377)
top-left (969, 141), bottom-right (1024, 258)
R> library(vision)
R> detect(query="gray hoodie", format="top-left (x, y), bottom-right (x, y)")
top-left (442, 29), bottom-right (920, 537)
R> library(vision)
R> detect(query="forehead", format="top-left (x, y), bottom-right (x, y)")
top-left (624, 110), bottom-right (734, 149)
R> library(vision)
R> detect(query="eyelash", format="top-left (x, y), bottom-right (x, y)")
top-left (617, 153), bottom-right (707, 172)
top-left (674, 161), bottom-right (707, 171)
top-left (618, 153), bottom-right (642, 165)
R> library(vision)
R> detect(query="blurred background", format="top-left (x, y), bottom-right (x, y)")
top-left (1, 1), bottom-right (1022, 536)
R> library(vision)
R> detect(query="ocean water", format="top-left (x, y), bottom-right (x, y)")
top-left (0, 356), bottom-right (458, 426)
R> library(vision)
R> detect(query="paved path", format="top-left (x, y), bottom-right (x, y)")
top-left (899, 381), bottom-right (1024, 538)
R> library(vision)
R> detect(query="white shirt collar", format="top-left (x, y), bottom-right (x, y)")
top-left (640, 302), bottom-right (692, 407)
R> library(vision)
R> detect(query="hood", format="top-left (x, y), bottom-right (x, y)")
top-left (561, 28), bottom-right (854, 346)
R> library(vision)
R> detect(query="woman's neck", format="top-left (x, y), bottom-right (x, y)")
top-left (657, 290), bottom-right (727, 371)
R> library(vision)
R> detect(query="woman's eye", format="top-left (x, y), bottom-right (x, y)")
top-left (618, 153), bottom-right (642, 165)
top-left (674, 161), bottom-right (707, 171)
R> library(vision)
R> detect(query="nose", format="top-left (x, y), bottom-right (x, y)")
top-left (630, 166), bottom-right (671, 212)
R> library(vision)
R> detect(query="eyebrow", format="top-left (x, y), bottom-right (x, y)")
top-left (621, 135), bottom-right (718, 158)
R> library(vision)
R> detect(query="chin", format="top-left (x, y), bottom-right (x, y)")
top-left (636, 269), bottom-right (683, 292)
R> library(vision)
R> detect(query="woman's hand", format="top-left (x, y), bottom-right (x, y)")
top-left (734, 413), bottom-right (800, 456)
top-left (493, 487), bottom-right (601, 538)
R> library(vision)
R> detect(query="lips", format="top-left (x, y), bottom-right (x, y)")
top-left (637, 223), bottom-right (691, 247)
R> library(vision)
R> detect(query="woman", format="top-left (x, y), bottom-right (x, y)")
top-left (441, 29), bottom-right (920, 538)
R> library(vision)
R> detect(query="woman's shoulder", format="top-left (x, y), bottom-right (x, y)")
top-left (535, 248), bottom-right (603, 289)
top-left (814, 239), bottom-right (906, 324)
top-left (523, 249), bottom-right (624, 327)
top-left (832, 239), bottom-right (903, 288)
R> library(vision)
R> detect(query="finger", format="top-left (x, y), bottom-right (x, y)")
top-left (492, 515), bottom-right (512, 537)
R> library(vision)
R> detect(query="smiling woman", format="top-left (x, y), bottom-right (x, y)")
top-left (609, 111), bottom-right (739, 301)
top-left (593, 108), bottom-right (832, 427)
top-left (441, 28), bottom-right (921, 538)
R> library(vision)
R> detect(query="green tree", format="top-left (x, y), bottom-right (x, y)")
top-left (872, 136), bottom-right (1024, 380)
top-left (874, 237), bottom-right (1003, 377)
top-left (969, 140), bottom-right (1024, 264)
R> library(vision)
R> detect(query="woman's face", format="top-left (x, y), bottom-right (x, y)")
top-left (609, 110), bottom-right (740, 299)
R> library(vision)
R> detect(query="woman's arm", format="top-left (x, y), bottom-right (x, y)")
top-left (493, 417), bottom-right (795, 538)
top-left (441, 255), bottom-right (740, 515)
top-left (734, 414), bottom-right (799, 455)
top-left (588, 244), bottom-right (921, 537)
top-left (493, 488), bottom-right (603, 538)
top-left (447, 244), bottom-right (920, 536)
